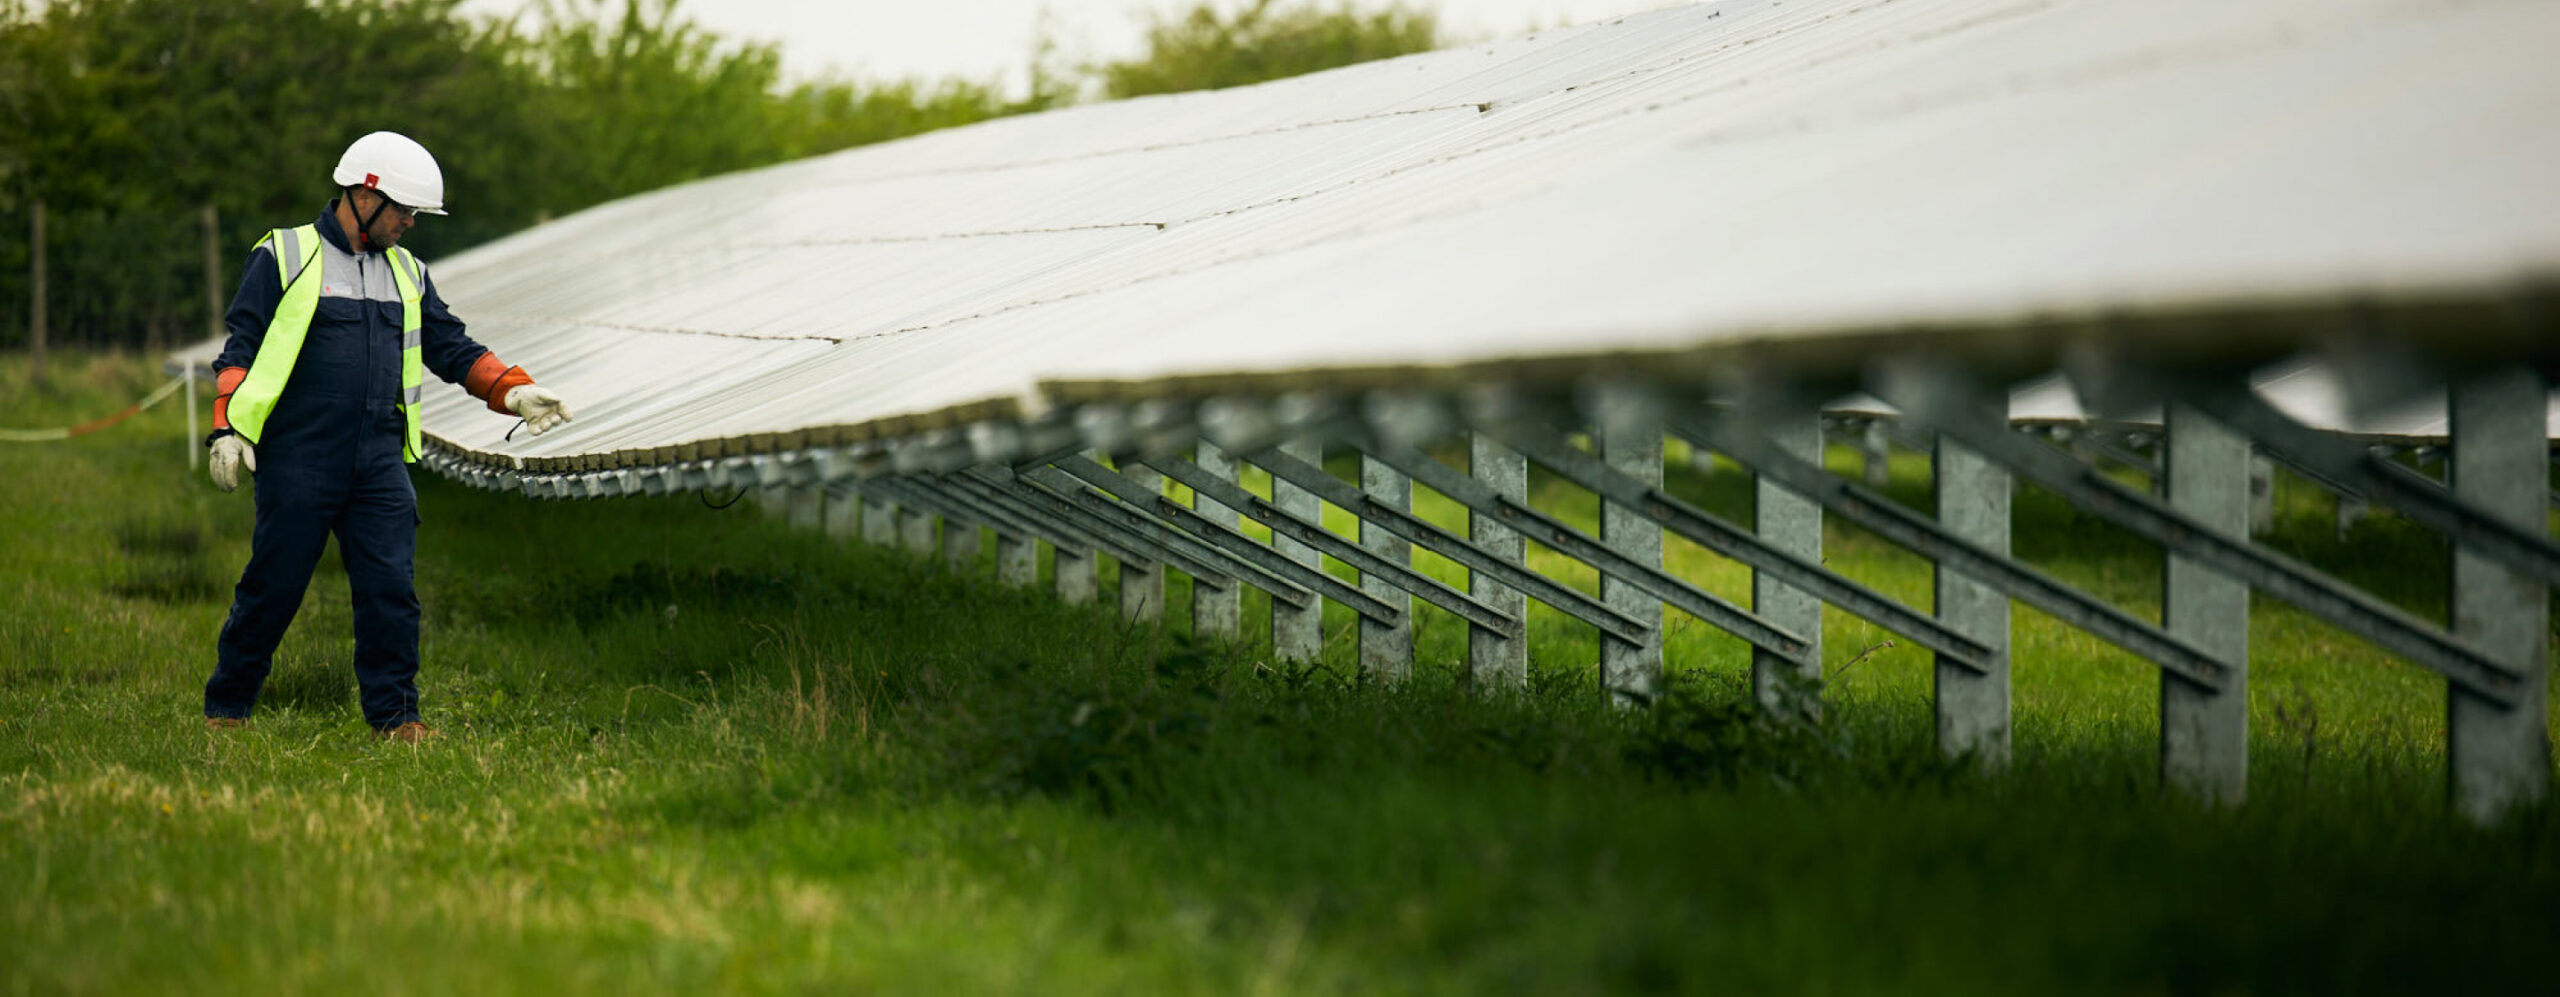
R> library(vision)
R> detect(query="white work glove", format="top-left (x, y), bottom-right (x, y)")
top-left (209, 433), bottom-right (256, 493)
top-left (506, 385), bottom-right (574, 437)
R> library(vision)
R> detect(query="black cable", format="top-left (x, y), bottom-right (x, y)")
top-left (701, 487), bottom-right (749, 510)
top-left (504, 418), bottom-right (526, 442)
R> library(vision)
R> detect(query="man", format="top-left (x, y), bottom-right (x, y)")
top-left (201, 131), bottom-right (572, 742)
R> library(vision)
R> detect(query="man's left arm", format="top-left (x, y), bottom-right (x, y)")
top-left (417, 264), bottom-right (573, 433)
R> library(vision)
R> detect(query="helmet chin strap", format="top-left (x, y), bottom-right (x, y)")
top-left (347, 186), bottom-right (390, 251)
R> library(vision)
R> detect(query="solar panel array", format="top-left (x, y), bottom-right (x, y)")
top-left (395, 0), bottom-right (2559, 476)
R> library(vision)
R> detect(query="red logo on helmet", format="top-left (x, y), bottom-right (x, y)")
top-left (364, 173), bottom-right (380, 187)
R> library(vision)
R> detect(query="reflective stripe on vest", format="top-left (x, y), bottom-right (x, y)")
top-left (224, 225), bottom-right (429, 463)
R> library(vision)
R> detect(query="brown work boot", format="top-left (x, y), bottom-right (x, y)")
top-left (204, 716), bottom-right (249, 731)
top-left (374, 721), bottom-right (438, 743)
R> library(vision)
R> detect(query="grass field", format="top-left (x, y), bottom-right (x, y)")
top-left (4, 351), bottom-right (2555, 995)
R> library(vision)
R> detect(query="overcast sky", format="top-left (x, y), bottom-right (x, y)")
top-left (459, 0), bottom-right (1687, 97)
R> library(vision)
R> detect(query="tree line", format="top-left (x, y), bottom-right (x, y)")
top-left (0, 0), bottom-right (1438, 360)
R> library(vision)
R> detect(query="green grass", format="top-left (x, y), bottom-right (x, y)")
top-left (3, 351), bottom-right (2555, 996)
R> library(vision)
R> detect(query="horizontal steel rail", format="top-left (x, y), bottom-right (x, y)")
top-left (961, 470), bottom-right (1240, 589)
top-left (1482, 425), bottom-right (2001, 676)
top-left (1891, 383), bottom-right (2525, 704)
top-left (1045, 454), bottom-right (1509, 635)
top-left (1674, 413), bottom-right (2235, 689)
top-left (1020, 464), bottom-right (1335, 609)
top-left (1040, 457), bottom-right (1395, 622)
top-left (906, 474), bottom-right (1092, 559)
top-left (2189, 383), bottom-right (2560, 588)
top-left (1003, 468), bottom-right (1252, 595)
top-left (859, 476), bottom-right (976, 538)
top-left (1230, 447), bottom-right (1653, 643)
top-left (940, 471), bottom-right (1143, 567)
top-left (1350, 437), bottom-right (1815, 662)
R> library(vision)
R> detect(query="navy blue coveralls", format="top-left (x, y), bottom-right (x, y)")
top-left (205, 204), bottom-right (496, 729)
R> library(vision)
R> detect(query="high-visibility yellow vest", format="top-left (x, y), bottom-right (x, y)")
top-left (224, 224), bottom-right (427, 462)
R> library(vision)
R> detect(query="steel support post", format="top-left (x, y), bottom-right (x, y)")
top-left (943, 510), bottom-right (982, 575)
top-left (1477, 428), bottom-right (1989, 672)
top-left (1935, 395), bottom-right (2012, 767)
top-left (2248, 454), bottom-right (2276, 535)
top-left (935, 481), bottom-right (1054, 587)
top-left (1470, 433), bottom-right (1530, 688)
top-left (759, 484), bottom-right (792, 520)
top-left (1116, 464), bottom-right (1165, 623)
top-left (1026, 464), bottom-right (1257, 599)
top-left (1862, 419), bottom-right (1892, 487)
top-left (1357, 438), bottom-right (1807, 661)
top-left (1041, 460), bottom-right (1359, 620)
top-left (1676, 412), bottom-right (2229, 688)
top-left (1602, 419), bottom-right (1665, 707)
top-left (823, 485), bottom-right (862, 540)
top-left (1046, 454), bottom-right (1100, 605)
top-left (862, 491), bottom-right (899, 546)
top-left (1884, 376), bottom-right (2518, 702)
top-left (2190, 383), bottom-right (2560, 588)
top-left (1361, 454), bottom-right (1414, 681)
top-left (1271, 439), bottom-right (1325, 662)
top-left (2162, 404), bottom-right (2251, 804)
top-left (1241, 448), bottom-right (1638, 647)
top-left (2336, 493), bottom-right (2369, 540)
top-left (898, 501), bottom-right (937, 558)
top-left (939, 473), bottom-right (1136, 589)
top-left (1192, 442), bottom-right (1243, 641)
top-left (994, 469), bottom-right (1231, 600)
top-left (788, 483), bottom-right (825, 533)
top-left (997, 532), bottom-right (1037, 587)
top-left (916, 476), bottom-right (1052, 555)
top-left (1753, 411), bottom-right (1825, 720)
top-left (2449, 368), bottom-right (2551, 822)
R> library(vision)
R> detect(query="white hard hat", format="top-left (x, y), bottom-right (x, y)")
top-left (331, 131), bottom-right (447, 215)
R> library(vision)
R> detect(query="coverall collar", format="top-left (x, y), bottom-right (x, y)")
top-left (315, 200), bottom-right (371, 257)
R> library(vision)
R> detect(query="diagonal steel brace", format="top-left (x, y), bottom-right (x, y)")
top-left (1039, 458), bottom-right (1392, 622)
top-left (1047, 455), bottom-right (1515, 636)
top-left (1892, 381), bottom-right (2523, 704)
top-left (1018, 465), bottom-right (1327, 609)
top-left (1351, 437), bottom-right (1817, 663)
top-left (1471, 426), bottom-right (2000, 675)
top-left (1228, 447), bottom-right (1652, 643)
top-left (2189, 382), bottom-right (2560, 588)
top-left (1676, 412), bottom-right (2234, 689)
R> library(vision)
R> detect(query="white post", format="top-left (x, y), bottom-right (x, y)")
top-left (2161, 404), bottom-right (2250, 804)
top-left (1469, 433), bottom-right (1528, 688)
top-left (1270, 439), bottom-right (1324, 661)
top-left (2449, 368), bottom-right (2550, 822)
top-left (1192, 442), bottom-right (1242, 641)
top-left (1601, 419), bottom-right (1663, 707)
top-left (1753, 412), bottom-right (1824, 720)
top-left (862, 493), bottom-right (898, 547)
top-left (1934, 388), bottom-right (2011, 766)
top-left (1360, 453), bottom-right (1413, 682)
top-left (899, 506), bottom-right (936, 557)
top-left (823, 487), bottom-right (862, 540)
top-left (996, 531), bottom-right (1037, 588)
top-left (942, 513), bottom-right (981, 574)
top-left (1119, 464), bottom-right (1164, 623)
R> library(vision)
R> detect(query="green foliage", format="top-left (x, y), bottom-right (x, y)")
top-left (1098, 0), bottom-right (1441, 99)
top-left (0, 0), bottom-right (1047, 352)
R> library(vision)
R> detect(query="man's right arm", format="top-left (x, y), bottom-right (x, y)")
top-left (210, 242), bottom-right (282, 437)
